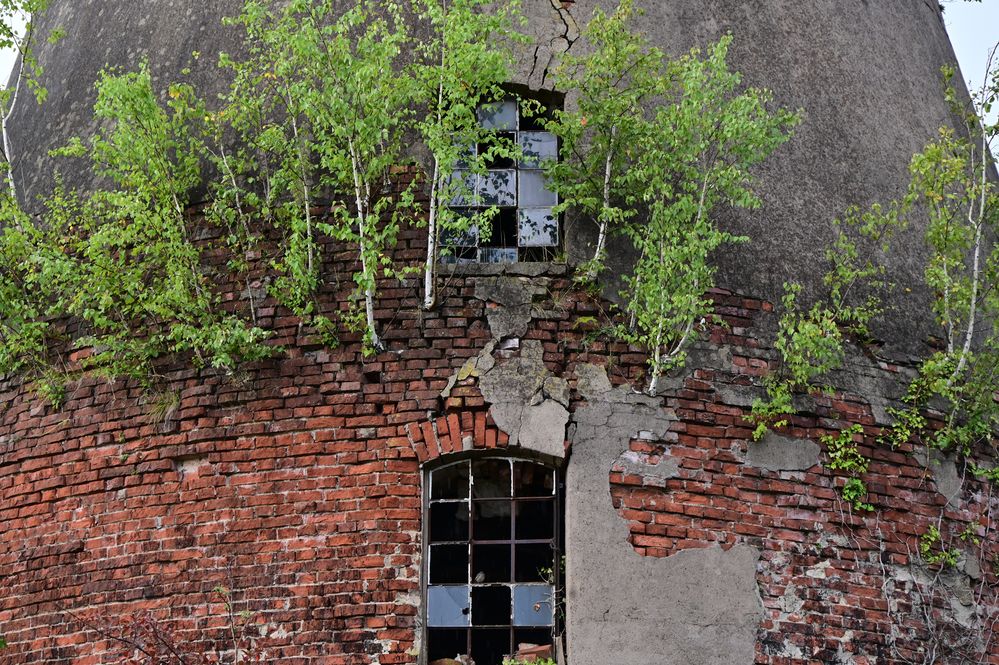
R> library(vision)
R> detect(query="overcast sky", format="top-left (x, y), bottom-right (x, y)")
top-left (0, 5), bottom-right (997, 105)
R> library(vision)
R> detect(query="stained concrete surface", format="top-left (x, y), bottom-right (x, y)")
top-left (567, 364), bottom-right (763, 665)
top-left (746, 432), bottom-right (822, 472)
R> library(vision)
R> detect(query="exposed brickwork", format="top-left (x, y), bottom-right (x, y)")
top-left (1, 211), bottom-right (996, 664)
top-left (609, 291), bottom-right (999, 665)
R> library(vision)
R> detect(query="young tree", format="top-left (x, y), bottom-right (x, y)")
top-left (412, 0), bottom-right (523, 309)
top-left (4, 64), bottom-right (271, 397)
top-left (547, 12), bottom-right (799, 395)
top-left (222, 0), bottom-right (415, 352)
top-left (545, 0), bottom-right (662, 282)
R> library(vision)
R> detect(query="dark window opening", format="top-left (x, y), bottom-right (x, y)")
top-left (425, 457), bottom-right (562, 665)
top-left (442, 93), bottom-right (562, 265)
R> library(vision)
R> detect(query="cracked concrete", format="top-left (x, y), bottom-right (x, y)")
top-left (567, 363), bottom-right (764, 665)
top-left (478, 340), bottom-right (569, 459)
top-left (442, 339), bottom-right (570, 459)
top-left (524, 0), bottom-right (580, 89)
top-left (473, 274), bottom-right (559, 341)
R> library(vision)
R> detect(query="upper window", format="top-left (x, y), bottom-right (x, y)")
top-left (424, 457), bottom-right (561, 664)
top-left (444, 99), bottom-right (560, 264)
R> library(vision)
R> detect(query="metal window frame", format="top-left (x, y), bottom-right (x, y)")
top-left (420, 452), bottom-right (564, 665)
top-left (441, 93), bottom-right (564, 265)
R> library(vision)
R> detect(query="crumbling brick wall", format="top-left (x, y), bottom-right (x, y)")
top-left (1, 212), bottom-right (996, 664)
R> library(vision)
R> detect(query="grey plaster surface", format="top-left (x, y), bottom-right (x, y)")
top-left (914, 447), bottom-right (964, 507)
top-left (746, 432), bottom-right (822, 472)
top-left (475, 339), bottom-right (569, 459)
top-left (10, 0), bottom-right (971, 355)
top-left (567, 364), bottom-right (763, 665)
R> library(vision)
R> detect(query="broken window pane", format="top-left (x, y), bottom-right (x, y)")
top-left (428, 585), bottom-right (471, 627)
top-left (478, 247), bottom-right (518, 263)
top-left (455, 143), bottom-right (476, 168)
top-left (472, 459), bottom-right (512, 497)
top-left (515, 543), bottom-right (555, 583)
top-left (430, 544), bottom-right (469, 584)
top-left (432, 462), bottom-right (470, 500)
top-left (471, 629), bottom-right (511, 665)
top-left (518, 170), bottom-right (557, 208)
top-left (472, 587), bottom-right (511, 626)
top-left (445, 97), bottom-right (563, 265)
top-left (481, 132), bottom-right (517, 169)
top-left (448, 170), bottom-right (479, 207)
top-left (425, 459), bottom-right (560, 665)
top-left (480, 169), bottom-right (517, 207)
top-left (427, 628), bottom-right (468, 661)
top-left (518, 131), bottom-right (557, 168)
top-left (514, 462), bottom-right (555, 497)
top-left (477, 100), bottom-right (518, 130)
top-left (515, 500), bottom-right (555, 540)
top-left (472, 544), bottom-right (512, 583)
top-left (430, 501), bottom-right (470, 542)
top-left (473, 500), bottom-right (512, 540)
top-left (518, 208), bottom-right (558, 247)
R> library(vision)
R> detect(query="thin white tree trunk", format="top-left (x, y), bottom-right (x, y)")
top-left (349, 139), bottom-right (380, 350)
top-left (1, 23), bottom-right (32, 203)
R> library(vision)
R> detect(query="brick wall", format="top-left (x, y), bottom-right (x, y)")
top-left (0, 211), bottom-right (996, 664)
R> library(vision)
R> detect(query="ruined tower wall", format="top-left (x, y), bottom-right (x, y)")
top-left (2, 1), bottom-right (997, 664)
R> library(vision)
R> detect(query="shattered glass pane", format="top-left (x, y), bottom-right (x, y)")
top-left (442, 220), bottom-right (479, 248)
top-left (432, 462), bottom-right (470, 500)
top-left (471, 628), bottom-right (510, 665)
top-left (480, 169), bottom-right (517, 206)
top-left (473, 500), bottom-right (512, 540)
top-left (517, 209), bottom-right (558, 247)
top-left (518, 170), bottom-right (557, 207)
top-left (518, 132), bottom-right (557, 168)
top-left (430, 544), bottom-right (469, 584)
top-left (513, 585), bottom-right (554, 627)
top-left (472, 543), bottom-right (512, 583)
top-left (472, 586), bottom-right (512, 626)
top-left (515, 499), bottom-right (555, 540)
top-left (515, 543), bottom-right (555, 583)
top-left (456, 143), bottom-right (476, 168)
top-left (472, 459), bottom-right (512, 497)
top-left (448, 170), bottom-right (479, 207)
top-left (428, 585), bottom-right (471, 627)
top-left (514, 462), bottom-right (555, 497)
top-left (430, 501), bottom-right (470, 542)
top-left (477, 100), bottom-right (518, 130)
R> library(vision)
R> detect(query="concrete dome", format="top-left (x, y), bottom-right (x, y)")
top-left (8, 0), bottom-right (969, 355)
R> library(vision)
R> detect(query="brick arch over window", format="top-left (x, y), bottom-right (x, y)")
top-left (405, 411), bottom-right (511, 464)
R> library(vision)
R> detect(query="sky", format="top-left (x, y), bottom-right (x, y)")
top-left (0, 4), bottom-right (996, 106)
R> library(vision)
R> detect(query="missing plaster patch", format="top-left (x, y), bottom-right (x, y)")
top-left (173, 454), bottom-right (210, 480)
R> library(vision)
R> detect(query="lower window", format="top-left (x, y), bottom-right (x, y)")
top-left (425, 457), bottom-right (561, 665)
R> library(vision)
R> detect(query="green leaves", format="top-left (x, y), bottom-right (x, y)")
top-left (756, 54), bottom-right (999, 505)
top-left (412, 0), bottom-right (525, 308)
top-left (547, 16), bottom-right (798, 395)
top-left (221, 0), bottom-right (418, 352)
top-left (0, 62), bottom-right (272, 399)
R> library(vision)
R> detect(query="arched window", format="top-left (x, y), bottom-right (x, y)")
top-left (424, 456), bottom-right (562, 664)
